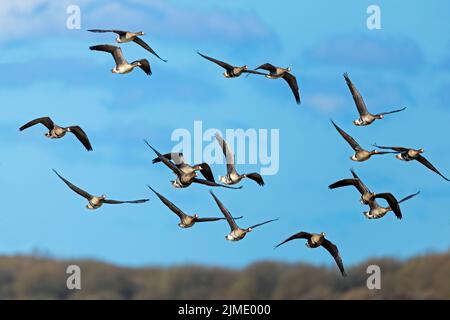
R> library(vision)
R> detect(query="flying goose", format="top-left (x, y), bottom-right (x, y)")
top-left (275, 231), bottom-right (346, 277)
top-left (197, 51), bottom-right (266, 78)
top-left (331, 120), bottom-right (393, 162)
top-left (52, 169), bottom-right (149, 210)
top-left (214, 132), bottom-right (264, 186)
top-left (144, 140), bottom-right (242, 189)
top-left (90, 44), bottom-right (151, 75)
top-left (147, 186), bottom-right (242, 228)
top-left (151, 152), bottom-right (215, 183)
top-left (19, 117), bottom-right (93, 151)
top-left (88, 29), bottom-right (167, 62)
top-left (329, 169), bottom-right (403, 218)
top-left (373, 144), bottom-right (450, 181)
top-left (255, 63), bottom-right (300, 104)
top-left (209, 191), bottom-right (277, 241)
top-left (344, 73), bottom-right (406, 126)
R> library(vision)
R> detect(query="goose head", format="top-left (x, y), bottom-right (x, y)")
top-left (350, 154), bottom-right (358, 161)
top-left (246, 227), bottom-right (253, 233)
top-left (218, 175), bottom-right (226, 184)
top-left (363, 211), bottom-right (373, 219)
top-left (115, 37), bottom-right (122, 43)
top-left (101, 195), bottom-right (106, 200)
top-left (286, 67), bottom-right (292, 72)
top-left (193, 213), bottom-right (199, 219)
top-left (320, 232), bottom-right (326, 237)
top-left (418, 148), bottom-right (425, 153)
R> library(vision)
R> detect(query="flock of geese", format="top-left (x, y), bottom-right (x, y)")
top-left (17, 28), bottom-right (449, 278)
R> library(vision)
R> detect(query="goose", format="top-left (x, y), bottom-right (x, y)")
top-left (344, 73), bottom-right (406, 126)
top-left (329, 168), bottom-right (403, 217)
top-left (19, 116), bottom-right (93, 151)
top-left (214, 132), bottom-right (264, 186)
top-left (364, 191), bottom-right (420, 220)
top-left (331, 120), bottom-right (394, 162)
top-left (88, 29), bottom-right (167, 62)
top-left (52, 169), bottom-right (149, 210)
top-left (151, 152), bottom-right (215, 183)
top-left (255, 63), bottom-right (300, 104)
top-left (275, 231), bottom-right (346, 277)
top-left (197, 51), bottom-right (266, 78)
top-left (209, 191), bottom-right (277, 241)
top-left (144, 140), bottom-right (242, 190)
top-left (147, 186), bottom-right (242, 228)
top-left (373, 144), bottom-right (450, 181)
top-left (90, 44), bottom-right (151, 75)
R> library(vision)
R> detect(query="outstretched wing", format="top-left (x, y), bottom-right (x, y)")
top-left (197, 51), bottom-right (233, 71)
top-left (245, 173), bottom-right (265, 186)
top-left (215, 132), bottom-right (236, 175)
top-left (343, 72), bottom-right (368, 116)
top-left (371, 193), bottom-right (402, 219)
top-left (196, 216), bottom-right (243, 223)
top-left (52, 169), bottom-right (92, 200)
top-left (322, 239), bottom-right (347, 277)
top-left (132, 59), bottom-right (152, 75)
top-left (255, 63), bottom-right (277, 72)
top-left (243, 69), bottom-right (267, 76)
top-left (209, 191), bottom-right (238, 231)
top-left (90, 44), bottom-right (125, 66)
top-left (275, 231), bottom-right (312, 248)
top-left (372, 144), bottom-right (409, 152)
top-left (199, 163), bottom-right (215, 182)
top-left (152, 153), bottom-right (185, 166)
top-left (67, 126), bottom-right (93, 151)
top-left (147, 185), bottom-right (185, 219)
top-left (248, 218), bottom-right (278, 230)
top-left (133, 37), bottom-right (167, 62)
top-left (19, 117), bottom-right (54, 131)
top-left (87, 29), bottom-right (127, 36)
top-left (331, 120), bottom-right (363, 152)
top-left (103, 199), bottom-right (149, 204)
top-left (376, 107), bottom-right (407, 117)
top-left (415, 155), bottom-right (450, 181)
top-left (144, 140), bottom-right (184, 176)
top-left (398, 191), bottom-right (420, 204)
top-left (282, 72), bottom-right (301, 104)
top-left (328, 178), bottom-right (367, 195)
top-left (193, 178), bottom-right (242, 189)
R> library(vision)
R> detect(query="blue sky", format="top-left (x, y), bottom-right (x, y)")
top-left (0, 0), bottom-right (449, 270)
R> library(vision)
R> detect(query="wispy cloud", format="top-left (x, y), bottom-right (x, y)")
top-left (303, 35), bottom-right (425, 70)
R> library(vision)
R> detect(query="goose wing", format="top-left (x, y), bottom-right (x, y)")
top-left (152, 152), bottom-right (185, 166)
top-left (328, 178), bottom-right (367, 195)
top-left (398, 191), bottom-right (420, 204)
top-left (371, 193), bottom-right (402, 219)
top-left (248, 218), bottom-right (278, 230)
top-left (197, 51), bottom-right (233, 71)
top-left (282, 72), bottom-right (301, 104)
top-left (144, 140), bottom-right (184, 176)
top-left (415, 155), bottom-right (450, 181)
top-left (90, 44), bottom-right (126, 66)
top-left (132, 59), bottom-right (152, 75)
top-left (255, 63), bottom-right (277, 72)
top-left (19, 117), bottom-right (54, 131)
top-left (372, 144), bottom-right (409, 152)
top-left (66, 126), bottom-right (93, 151)
top-left (199, 163), bottom-right (215, 182)
top-left (275, 231), bottom-right (312, 248)
top-left (343, 72), bottom-right (369, 116)
top-left (52, 169), bottom-right (92, 200)
top-left (209, 191), bottom-right (239, 231)
top-left (196, 216), bottom-right (243, 223)
top-left (147, 185), bottom-right (185, 219)
top-left (322, 239), bottom-right (347, 277)
top-left (215, 132), bottom-right (236, 175)
top-left (87, 29), bottom-right (127, 36)
top-left (331, 120), bottom-right (363, 151)
top-left (243, 69), bottom-right (267, 76)
top-left (350, 169), bottom-right (371, 194)
top-left (193, 178), bottom-right (242, 189)
top-left (103, 199), bottom-right (149, 204)
top-left (376, 107), bottom-right (407, 117)
top-left (133, 37), bottom-right (167, 62)
top-left (245, 173), bottom-right (265, 186)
